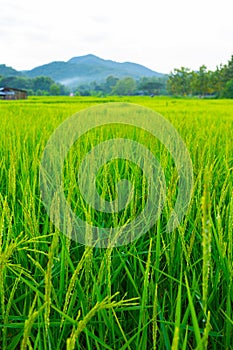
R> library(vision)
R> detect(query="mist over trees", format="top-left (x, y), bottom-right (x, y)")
top-left (73, 76), bottom-right (168, 96)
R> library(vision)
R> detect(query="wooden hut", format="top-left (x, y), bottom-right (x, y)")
top-left (0, 87), bottom-right (27, 100)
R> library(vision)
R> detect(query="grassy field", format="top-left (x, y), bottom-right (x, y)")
top-left (0, 96), bottom-right (233, 349)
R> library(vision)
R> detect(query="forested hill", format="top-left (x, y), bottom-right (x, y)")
top-left (0, 64), bottom-right (23, 77)
top-left (0, 54), bottom-right (163, 88)
top-left (24, 54), bottom-right (163, 87)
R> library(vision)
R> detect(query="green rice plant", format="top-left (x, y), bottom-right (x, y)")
top-left (0, 96), bottom-right (232, 349)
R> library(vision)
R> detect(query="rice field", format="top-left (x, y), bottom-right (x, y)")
top-left (0, 96), bottom-right (233, 349)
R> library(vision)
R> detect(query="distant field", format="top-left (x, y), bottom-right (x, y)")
top-left (0, 96), bottom-right (233, 349)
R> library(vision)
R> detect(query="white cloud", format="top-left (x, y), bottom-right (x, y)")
top-left (0, 0), bottom-right (233, 72)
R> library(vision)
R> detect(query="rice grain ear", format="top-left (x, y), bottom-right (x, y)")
top-left (21, 298), bottom-right (46, 350)
top-left (61, 246), bottom-right (93, 328)
top-left (201, 166), bottom-right (212, 317)
top-left (44, 230), bottom-right (59, 338)
top-left (66, 293), bottom-right (139, 350)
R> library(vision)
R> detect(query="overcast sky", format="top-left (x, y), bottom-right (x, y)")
top-left (1, 0), bottom-right (233, 73)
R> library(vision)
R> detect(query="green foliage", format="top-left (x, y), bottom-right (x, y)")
top-left (167, 67), bottom-right (192, 96)
top-left (0, 75), bottom-right (69, 96)
top-left (111, 77), bottom-right (137, 95)
top-left (0, 96), bottom-right (232, 349)
top-left (32, 76), bottom-right (54, 91)
top-left (138, 76), bottom-right (167, 95)
top-left (191, 65), bottom-right (211, 96)
top-left (74, 75), bottom-right (168, 96)
top-left (50, 83), bottom-right (61, 96)
top-left (221, 55), bottom-right (233, 82)
top-left (167, 55), bottom-right (233, 98)
top-left (75, 84), bottom-right (91, 96)
top-left (0, 76), bottom-right (32, 90)
top-left (104, 75), bottom-right (120, 94)
top-left (222, 78), bottom-right (233, 98)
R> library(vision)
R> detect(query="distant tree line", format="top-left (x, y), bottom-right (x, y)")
top-left (167, 55), bottom-right (233, 98)
top-left (0, 75), bottom-right (69, 96)
top-left (73, 76), bottom-right (168, 97)
top-left (1, 55), bottom-right (233, 98)
top-left (0, 73), bottom-right (168, 97)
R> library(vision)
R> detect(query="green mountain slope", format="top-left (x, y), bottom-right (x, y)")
top-left (24, 54), bottom-right (164, 87)
top-left (0, 55), bottom-right (164, 88)
top-left (0, 64), bottom-right (23, 78)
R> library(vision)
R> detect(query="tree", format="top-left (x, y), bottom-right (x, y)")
top-left (75, 84), bottom-right (91, 96)
top-left (138, 77), bottom-right (165, 95)
top-left (198, 65), bottom-right (209, 96)
top-left (222, 79), bottom-right (233, 98)
top-left (111, 77), bottom-right (136, 95)
top-left (50, 83), bottom-right (60, 96)
top-left (104, 76), bottom-right (119, 94)
top-left (0, 76), bottom-right (32, 90)
top-left (222, 55), bottom-right (233, 82)
top-left (207, 67), bottom-right (223, 96)
top-left (0, 73), bottom-right (69, 96)
top-left (89, 81), bottom-right (103, 96)
top-left (33, 76), bottom-right (55, 93)
top-left (167, 67), bottom-right (192, 96)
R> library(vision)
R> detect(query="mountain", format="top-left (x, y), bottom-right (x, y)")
top-left (0, 64), bottom-right (23, 77)
top-left (1, 55), bottom-right (164, 88)
top-left (24, 54), bottom-right (164, 87)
